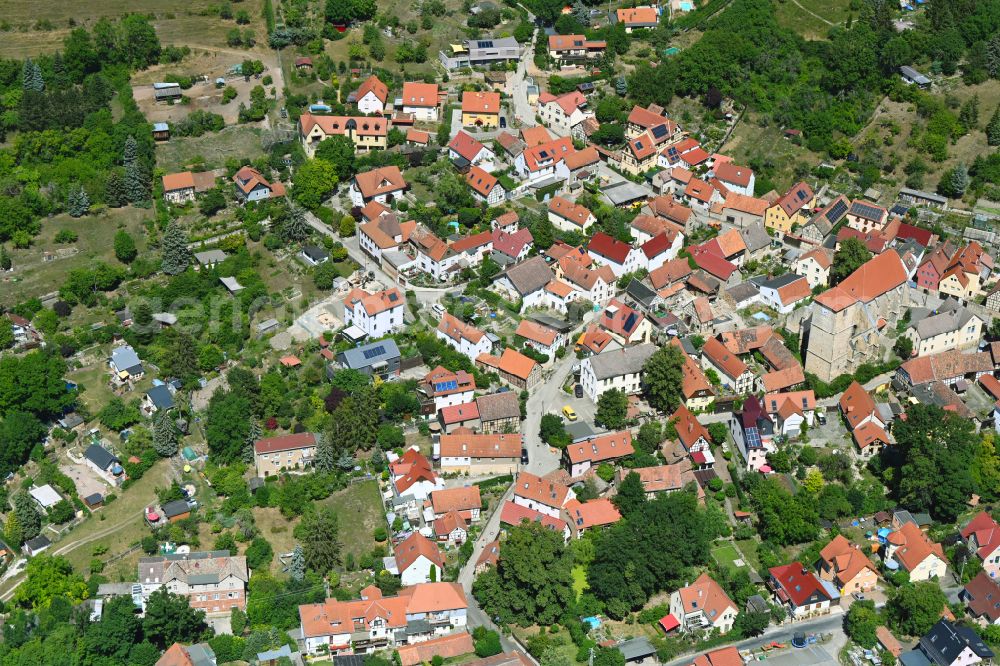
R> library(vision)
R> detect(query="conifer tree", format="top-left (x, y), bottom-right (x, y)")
top-left (243, 417), bottom-right (262, 463)
top-left (950, 162), bottom-right (969, 197)
top-left (0, 245), bottom-right (11, 271)
top-left (13, 491), bottom-right (40, 541)
top-left (988, 107), bottom-right (1000, 146)
top-left (123, 135), bottom-right (148, 203)
top-left (287, 545), bottom-right (305, 581)
top-left (153, 410), bottom-right (179, 457)
top-left (160, 222), bottom-right (192, 275)
top-left (67, 184), bottom-right (90, 217)
top-left (21, 58), bottom-right (44, 92)
top-left (106, 169), bottom-right (127, 207)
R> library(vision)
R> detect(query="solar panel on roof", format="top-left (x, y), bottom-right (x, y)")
top-left (851, 202), bottom-right (884, 220)
top-left (477, 40), bottom-right (494, 48)
top-left (745, 426), bottom-right (761, 450)
top-left (825, 199), bottom-right (848, 222)
top-left (388, 292), bottom-right (398, 301)
top-left (623, 312), bottom-right (638, 332)
top-left (435, 380), bottom-right (458, 392)
top-left (651, 124), bottom-right (669, 139)
top-left (362, 344), bottom-right (386, 359)
top-left (796, 189), bottom-right (807, 201)
top-left (634, 140), bottom-right (644, 149)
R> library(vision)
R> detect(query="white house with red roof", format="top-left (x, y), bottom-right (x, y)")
top-left (562, 498), bottom-right (622, 539)
top-left (513, 136), bottom-right (573, 186)
top-left (515, 319), bottom-right (564, 359)
top-left (668, 573), bottom-right (739, 634)
top-left (400, 82), bottom-right (440, 121)
top-left (253, 433), bottom-right (317, 477)
top-left (355, 75), bottom-right (389, 115)
top-left (640, 232), bottom-right (680, 272)
top-left (512, 472), bottom-right (576, 519)
top-left (536, 90), bottom-right (594, 137)
top-left (768, 562), bottom-right (837, 619)
top-left (562, 431), bottom-right (634, 477)
top-left (391, 448), bottom-right (444, 502)
top-left (393, 532), bottom-right (446, 586)
top-left (448, 131), bottom-right (496, 172)
top-left (961, 512), bottom-right (1000, 580)
top-left (436, 313), bottom-right (492, 362)
top-left (343, 287), bottom-right (405, 338)
top-left (233, 166), bottom-right (285, 202)
top-left (412, 230), bottom-right (460, 280)
top-left (465, 167), bottom-right (505, 205)
top-left (492, 228), bottom-right (533, 264)
top-left (449, 230), bottom-right (494, 268)
top-left (298, 113), bottom-right (389, 156)
top-left (587, 232), bottom-right (642, 277)
top-left (548, 196), bottom-right (596, 232)
top-left (350, 166), bottom-right (408, 207)
top-left (712, 163), bottom-right (755, 196)
top-left (599, 298), bottom-right (652, 345)
top-left (421, 366), bottom-right (476, 411)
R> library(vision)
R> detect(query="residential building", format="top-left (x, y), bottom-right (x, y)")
top-left (253, 433), bottom-right (316, 477)
top-left (846, 200), bottom-right (889, 233)
top-left (156, 643), bottom-right (217, 666)
top-left (769, 562), bottom-right (836, 619)
top-left (343, 287), bottom-right (405, 338)
top-left (537, 91), bottom-right (593, 137)
top-left (729, 396), bottom-right (775, 472)
top-left (895, 349), bottom-right (993, 388)
top-left (713, 163), bottom-right (755, 196)
top-left (162, 172), bottom-right (197, 203)
top-left (359, 212), bottom-right (416, 265)
top-left (461, 91), bottom-right (501, 128)
top-left (438, 37), bottom-right (521, 70)
top-left (904, 301), bottom-right (982, 356)
top-left (412, 231), bottom-right (461, 281)
top-left (917, 244), bottom-right (955, 292)
top-left (838, 381), bottom-right (883, 431)
top-left (764, 182), bottom-right (815, 234)
top-left (449, 131), bottom-right (497, 171)
top-left (547, 34), bottom-right (607, 64)
top-left (439, 403), bottom-right (481, 433)
top-left (476, 347), bottom-right (541, 390)
top-left (231, 164), bottom-right (284, 202)
top-left (437, 313), bottom-right (492, 362)
top-left (548, 196), bottom-right (596, 232)
top-left (960, 512), bottom-right (1000, 580)
top-left (579, 344), bottom-right (658, 402)
top-left (884, 522), bottom-right (948, 581)
top-left (421, 366), bottom-right (476, 412)
top-left (588, 232), bottom-right (642, 277)
top-left (139, 551), bottom-right (249, 613)
top-left (515, 319), bottom-right (563, 359)
top-left (805, 251), bottom-right (910, 382)
top-left (668, 573), bottom-right (739, 635)
top-left (939, 242), bottom-right (991, 301)
top-left (431, 486), bottom-right (482, 523)
top-left (818, 535), bottom-right (879, 596)
top-left (298, 113), bottom-right (388, 157)
top-left (110, 345), bottom-right (144, 382)
top-left (620, 131), bottom-right (661, 175)
top-left (450, 230), bottom-right (494, 268)
top-left (754, 273), bottom-right (812, 314)
top-left (799, 195), bottom-right (849, 245)
top-left (466, 166), bottom-right (505, 205)
top-left (298, 583), bottom-right (468, 656)
top-left (355, 75), bottom-right (389, 114)
top-left (394, 532), bottom-right (446, 585)
top-left (615, 6), bottom-right (659, 31)
top-left (560, 260), bottom-right (616, 306)
top-left (616, 462), bottom-right (700, 499)
top-left (392, 448), bottom-right (444, 501)
top-left (763, 390), bottom-right (816, 437)
top-left (670, 338), bottom-right (715, 411)
top-left (793, 247), bottom-right (833, 289)
top-left (701, 337), bottom-right (756, 395)
top-left (475, 392), bottom-right (521, 434)
top-left (397, 634), bottom-right (475, 666)
top-left (438, 432), bottom-right (521, 475)
top-left (513, 136), bottom-right (573, 186)
top-left (350, 166), bottom-right (407, 207)
top-left (912, 619), bottom-right (994, 666)
top-left (599, 299), bottom-right (652, 346)
top-left (563, 431), bottom-right (635, 477)
top-left (335, 338), bottom-right (401, 379)
top-left (493, 256), bottom-right (553, 308)
top-left (960, 572), bottom-right (1000, 625)
top-left (562, 499), bottom-right (622, 539)
top-left (500, 501), bottom-right (570, 540)
top-left (492, 228), bottom-right (534, 265)
top-left (690, 647), bottom-right (743, 666)
top-left (401, 82), bottom-right (440, 121)
top-left (512, 472), bottom-right (575, 519)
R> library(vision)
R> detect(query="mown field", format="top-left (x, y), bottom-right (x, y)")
top-left (773, 0), bottom-right (852, 40)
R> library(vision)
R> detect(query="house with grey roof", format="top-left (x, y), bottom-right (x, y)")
top-left (439, 36), bottom-right (521, 70)
top-left (143, 384), bottom-right (175, 415)
top-left (334, 338), bottom-right (401, 379)
top-left (193, 249), bottom-right (228, 269)
top-left (109, 345), bottom-right (144, 382)
top-left (904, 300), bottom-right (982, 357)
top-left (493, 256), bottom-right (554, 309)
top-left (579, 343), bottom-right (657, 402)
top-left (138, 550), bottom-right (249, 614)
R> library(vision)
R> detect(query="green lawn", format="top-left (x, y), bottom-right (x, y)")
top-left (710, 543), bottom-right (743, 572)
top-left (774, 0), bottom-right (851, 39)
top-left (572, 565), bottom-right (589, 600)
top-left (735, 538), bottom-right (762, 572)
top-left (320, 479), bottom-right (385, 562)
top-left (155, 125), bottom-right (266, 172)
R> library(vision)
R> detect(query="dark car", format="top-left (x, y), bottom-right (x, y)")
top-left (499, 116), bottom-right (507, 128)
top-left (520, 448), bottom-right (529, 465)
top-left (574, 384), bottom-right (583, 398)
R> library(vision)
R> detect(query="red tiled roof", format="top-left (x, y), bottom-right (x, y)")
top-left (588, 231), bottom-right (632, 265)
top-left (769, 562), bottom-right (831, 607)
top-left (254, 432), bottom-right (316, 454)
top-left (462, 91), bottom-right (501, 115)
top-left (500, 500), bottom-right (566, 532)
top-left (563, 498), bottom-right (621, 529)
top-left (702, 337), bottom-right (748, 380)
top-left (401, 82), bottom-right (439, 107)
top-left (356, 75), bottom-right (389, 104)
top-left (814, 251), bottom-right (907, 312)
top-left (616, 6), bottom-right (658, 24)
top-left (548, 196), bottom-right (594, 227)
top-left (714, 163), bottom-right (753, 188)
top-left (354, 166), bottom-right (407, 199)
top-left (565, 431), bottom-right (634, 464)
top-left (440, 402), bottom-right (481, 425)
top-left (689, 245), bottom-right (737, 280)
top-left (449, 131), bottom-right (487, 162)
top-left (466, 166), bottom-right (500, 198)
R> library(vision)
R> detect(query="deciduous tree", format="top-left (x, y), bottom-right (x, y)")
top-left (642, 345), bottom-right (685, 412)
top-left (831, 238), bottom-right (871, 285)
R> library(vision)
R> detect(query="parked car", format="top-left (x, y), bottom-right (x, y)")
top-left (574, 384), bottom-right (583, 398)
top-left (520, 448), bottom-right (529, 465)
top-left (562, 406), bottom-right (578, 421)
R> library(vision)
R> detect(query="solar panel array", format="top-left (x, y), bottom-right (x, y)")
top-left (824, 199), bottom-right (848, 223)
top-left (651, 124), bottom-right (669, 139)
top-left (477, 40), bottom-right (494, 48)
top-left (435, 380), bottom-right (459, 392)
top-left (665, 146), bottom-right (679, 162)
top-left (745, 426), bottom-right (762, 450)
top-left (363, 344), bottom-right (387, 359)
top-left (623, 312), bottom-right (638, 333)
top-left (795, 188), bottom-right (809, 201)
top-left (851, 201), bottom-right (884, 220)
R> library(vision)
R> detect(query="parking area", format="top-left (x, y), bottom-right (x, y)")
top-left (59, 459), bottom-right (110, 501)
top-left (805, 410), bottom-right (851, 449)
top-left (760, 645), bottom-right (837, 666)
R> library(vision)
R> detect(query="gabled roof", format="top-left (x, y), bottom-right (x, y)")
top-left (820, 535), bottom-right (878, 585)
top-left (344, 287), bottom-right (404, 316)
top-left (714, 229), bottom-right (747, 258)
top-left (627, 105), bottom-right (669, 130)
top-left (548, 196), bottom-right (593, 227)
top-left (520, 136), bottom-right (574, 173)
top-left (438, 312), bottom-right (487, 346)
top-left (839, 381), bottom-right (878, 430)
top-left (356, 75), bottom-right (389, 103)
top-left (563, 498), bottom-right (621, 529)
top-left (714, 163), bottom-right (753, 189)
top-left (676, 573), bottom-right (737, 625)
top-left (565, 431), bottom-right (634, 464)
top-left (395, 532), bottom-right (446, 573)
top-left (466, 166), bottom-right (500, 197)
top-left (462, 91), bottom-right (501, 115)
top-left (649, 258), bottom-right (693, 289)
top-left (498, 255), bottom-right (552, 296)
top-left (516, 319), bottom-right (558, 346)
top-left (702, 337), bottom-right (748, 380)
top-left (899, 350), bottom-right (993, 385)
top-left (616, 6), bottom-right (658, 25)
top-left (960, 511), bottom-right (1000, 560)
top-left (476, 391), bottom-right (520, 422)
top-left (439, 432), bottom-right (521, 459)
top-left (963, 572), bottom-right (1000, 623)
top-left (588, 232), bottom-right (632, 265)
top-left (672, 404), bottom-right (710, 450)
top-left (254, 433), bottom-right (316, 454)
top-left (497, 347), bottom-right (538, 380)
top-left (162, 171), bottom-right (196, 191)
top-left (600, 298), bottom-right (646, 338)
top-left (669, 339), bottom-right (714, 400)
top-left (431, 486), bottom-right (482, 514)
top-left (814, 251), bottom-right (908, 312)
top-left (354, 166), bottom-right (407, 199)
top-left (492, 228), bottom-right (534, 259)
top-left (513, 471), bottom-right (572, 509)
top-left (500, 500), bottom-right (566, 532)
top-left (449, 131), bottom-right (488, 162)
top-left (853, 421), bottom-right (890, 450)
top-left (401, 82), bottom-right (439, 108)
top-left (539, 90), bottom-right (588, 116)
top-left (797, 247), bottom-right (833, 269)
top-left (586, 343), bottom-right (657, 380)
top-left (688, 245), bottom-right (738, 280)
top-left (772, 181), bottom-right (814, 218)
top-left (769, 562), bottom-right (832, 607)
top-left (890, 522), bottom-right (947, 572)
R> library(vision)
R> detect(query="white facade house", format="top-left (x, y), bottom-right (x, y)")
top-left (668, 574), bottom-right (739, 635)
top-left (512, 472), bottom-right (575, 519)
top-left (400, 82), bottom-right (440, 122)
top-left (436, 313), bottom-right (493, 362)
top-left (355, 75), bottom-right (389, 115)
top-left (536, 91), bottom-right (594, 137)
top-left (514, 137), bottom-right (573, 186)
top-left (579, 344), bottom-right (657, 402)
top-left (343, 288), bottom-right (406, 338)
top-left (548, 196), bottom-right (596, 233)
